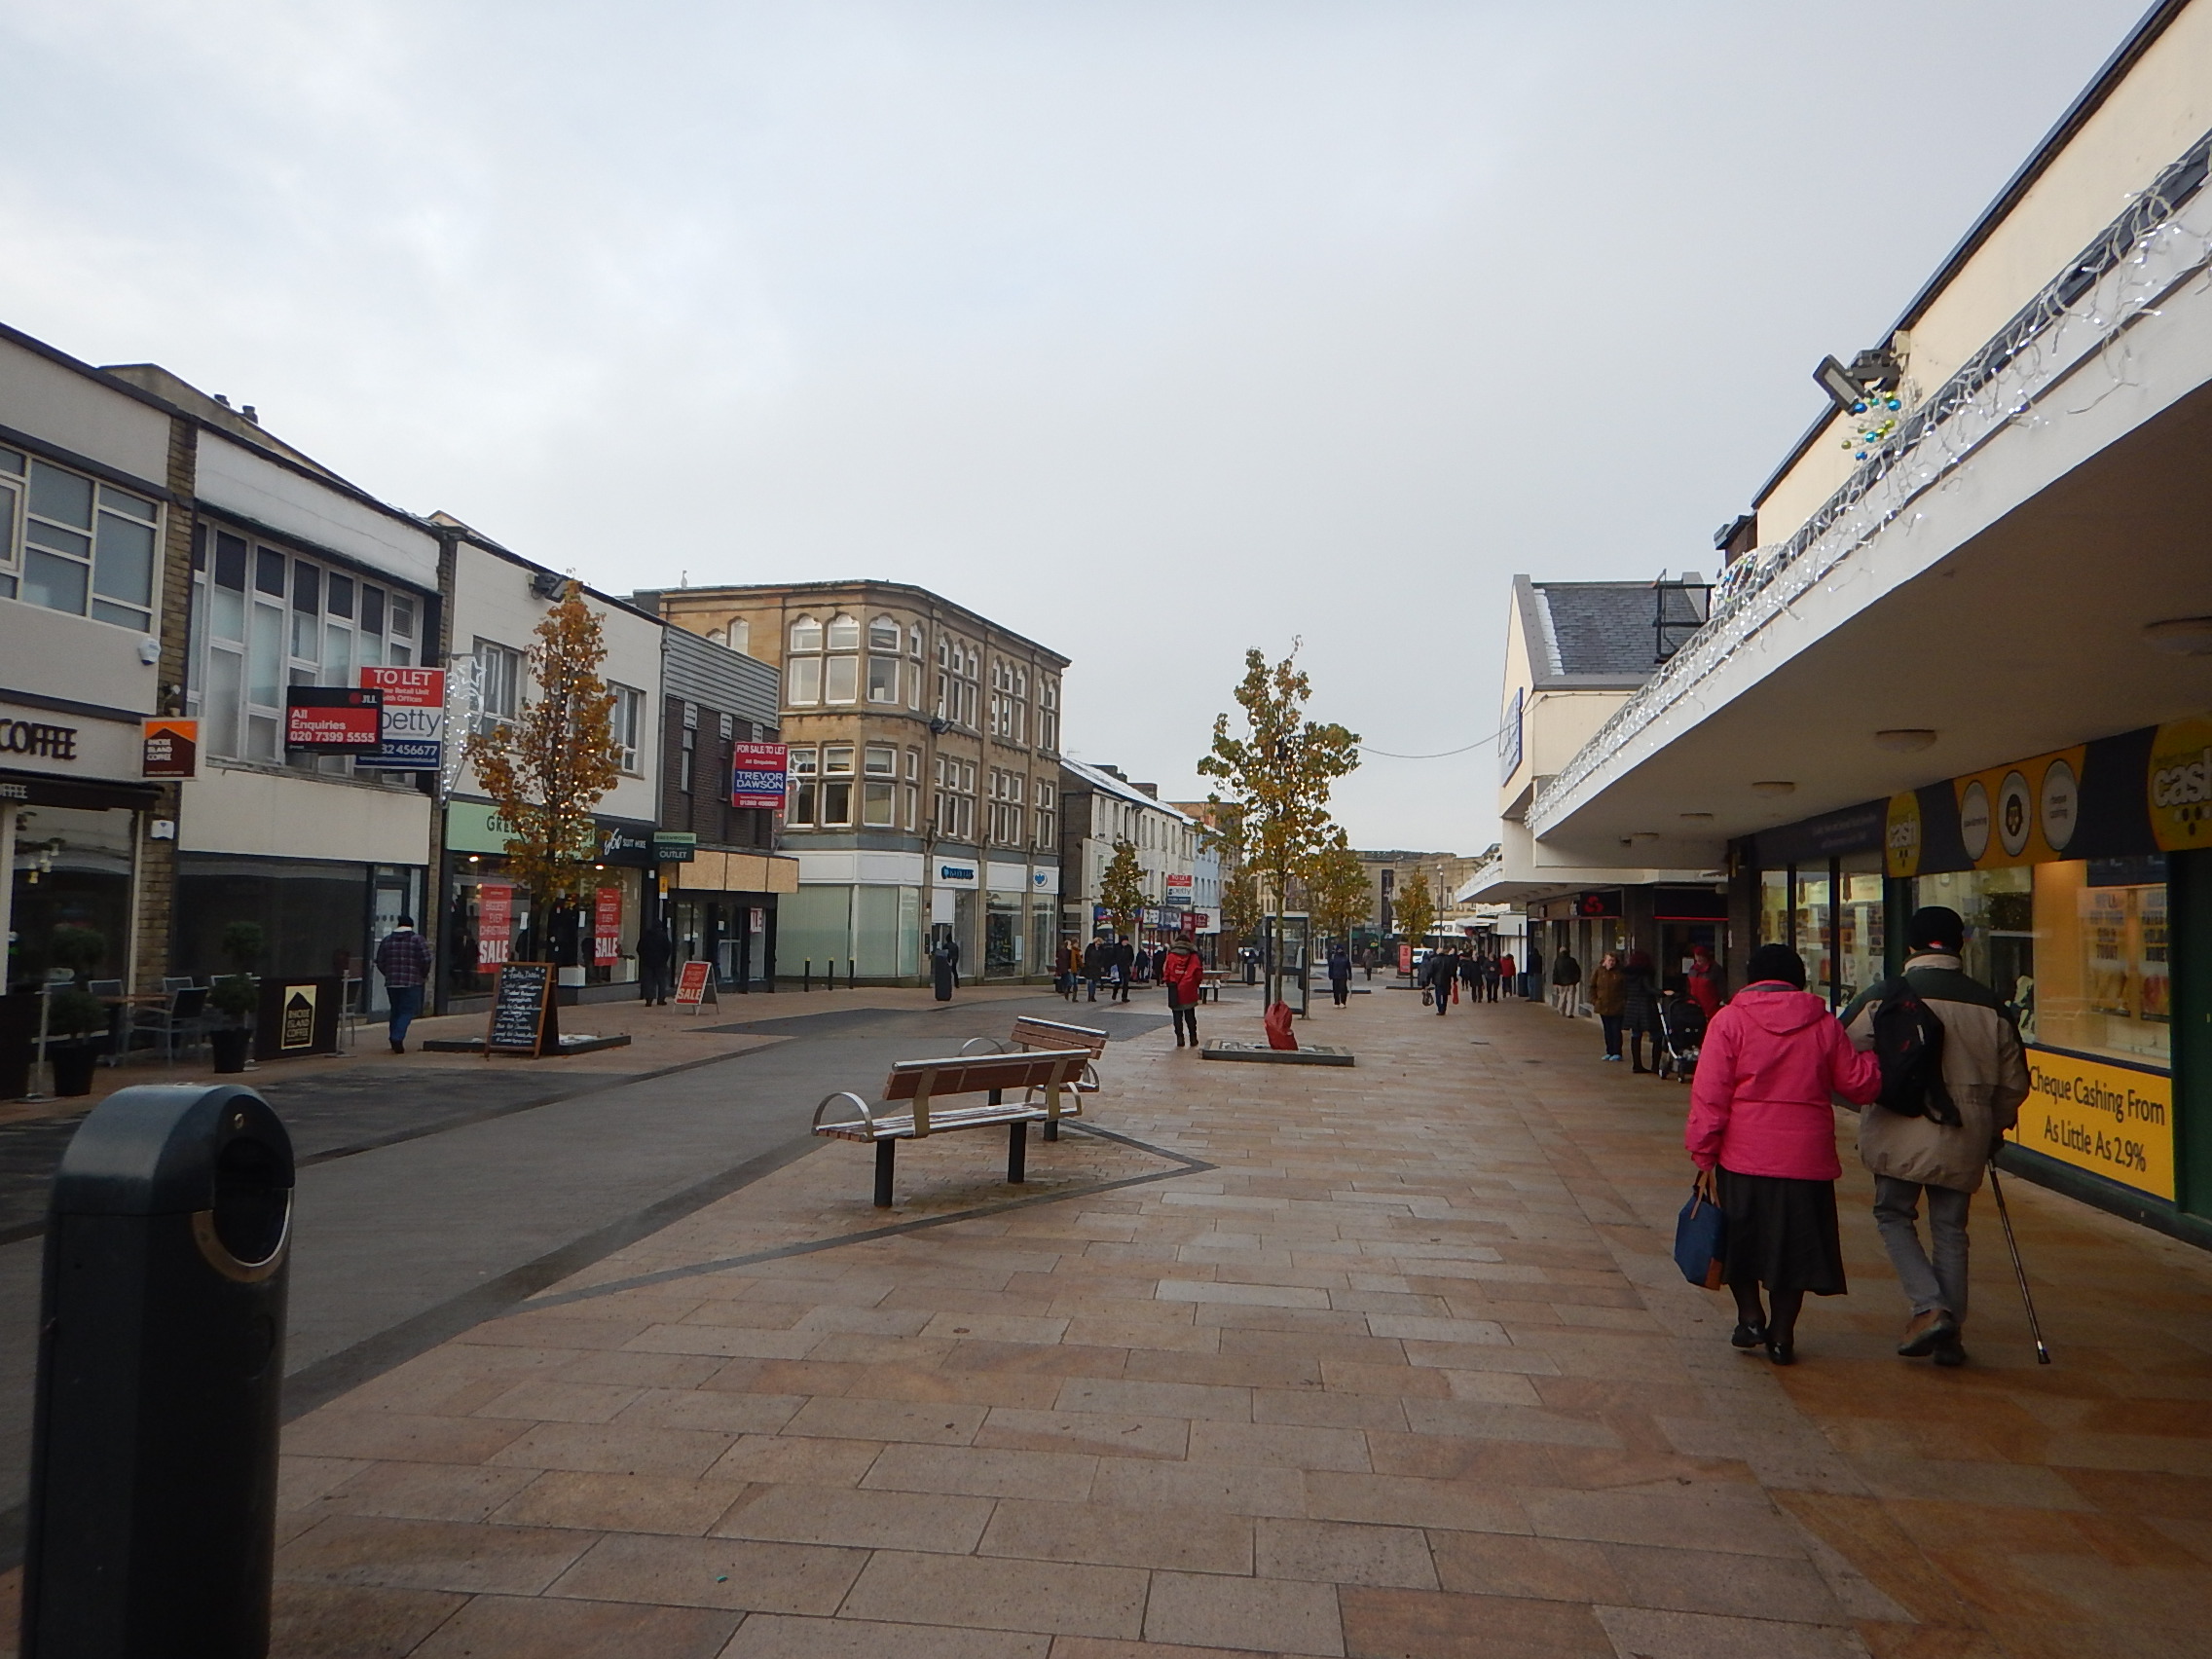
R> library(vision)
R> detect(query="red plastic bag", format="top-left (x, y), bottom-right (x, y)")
top-left (1264, 1001), bottom-right (1299, 1051)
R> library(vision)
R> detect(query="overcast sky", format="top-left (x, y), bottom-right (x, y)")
top-left (0, 1), bottom-right (2153, 850)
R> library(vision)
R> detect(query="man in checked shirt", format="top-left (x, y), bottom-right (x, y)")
top-left (374, 916), bottom-right (434, 1053)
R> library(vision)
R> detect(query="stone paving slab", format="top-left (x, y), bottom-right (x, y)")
top-left (5, 989), bottom-right (2212, 1657)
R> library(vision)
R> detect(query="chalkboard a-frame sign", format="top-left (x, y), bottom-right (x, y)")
top-left (486, 961), bottom-right (560, 1057)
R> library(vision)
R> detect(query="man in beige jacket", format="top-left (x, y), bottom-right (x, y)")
top-left (1843, 906), bottom-right (2030, 1367)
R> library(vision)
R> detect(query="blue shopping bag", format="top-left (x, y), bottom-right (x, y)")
top-left (1673, 1186), bottom-right (1727, 1291)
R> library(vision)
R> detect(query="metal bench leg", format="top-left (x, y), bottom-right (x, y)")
top-left (1008, 1120), bottom-right (1027, 1184)
top-left (1044, 1120), bottom-right (1059, 1142)
top-left (873, 1139), bottom-right (897, 1208)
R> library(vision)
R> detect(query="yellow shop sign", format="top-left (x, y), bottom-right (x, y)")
top-left (2009, 1048), bottom-right (2173, 1200)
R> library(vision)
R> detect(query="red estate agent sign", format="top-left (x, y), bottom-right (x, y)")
top-left (285, 686), bottom-right (384, 751)
top-left (359, 665), bottom-right (447, 771)
top-left (730, 742), bottom-right (790, 810)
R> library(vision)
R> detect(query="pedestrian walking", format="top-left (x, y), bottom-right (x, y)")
top-left (1622, 950), bottom-right (1663, 1074)
top-left (637, 919), bottom-right (675, 1006)
top-left (1523, 944), bottom-right (1544, 1002)
top-left (1478, 951), bottom-right (1500, 1002)
top-left (1111, 937), bottom-right (1134, 1003)
top-left (1457, 949), bottom-right (1480, 1005)
top-left (1842, 906), bottom-right (2031, 1369)
top-left (374, 916), bottom-right (433, 1054)
top-left (1685, 942), bottom-right (1881, 1365)
top-left (1083, 935), bottom-right (1106, 1002)
top-left (1550, 947), bottom-right (1581, 1016)
top-left (1062, 940), bottom-right (1086, 1001)
top-left (1424, 947), bottom-right (1457, 1016)
top-left (1589, 951), bottom-right (1625, 1059)
top-left (1327, 943), bottom-right (1352, 1007)
top-left (1496, 950), bottom-right (1516, 998)
top-left (1687, 945), bottom-right (1724, 1021)
top-left (1162, 935), bottom-right (1205, 1049)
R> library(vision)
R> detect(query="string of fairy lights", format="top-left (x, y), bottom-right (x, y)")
top-left (1532, 132), bottom-right (2212, 829)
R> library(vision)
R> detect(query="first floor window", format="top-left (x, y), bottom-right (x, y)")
top-left (787, 747), bottom-right (818, 824)
top-left (0, 447), bottom-right (161, 629)
top-left (864, 745), bottom-right (897, 827)
top-left (822, 745), bottom-right (855, 826)
top-left (612, 682), bottom-right (645, 775)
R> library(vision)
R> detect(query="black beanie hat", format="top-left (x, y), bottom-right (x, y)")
top-left (1907, 906), bottom-right (1966, 953)
top-left (1745, 942), bottom-right (1807, 988)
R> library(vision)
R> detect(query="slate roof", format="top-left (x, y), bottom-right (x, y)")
top-left (1514, 576), bottom-right (1698, 688)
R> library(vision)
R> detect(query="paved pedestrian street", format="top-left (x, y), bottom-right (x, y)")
top-left (13, 989), bottom-right (2211, 1658)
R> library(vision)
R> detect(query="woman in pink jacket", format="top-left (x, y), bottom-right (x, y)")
top-left (1685, 942), bottom-right (1880, 1365)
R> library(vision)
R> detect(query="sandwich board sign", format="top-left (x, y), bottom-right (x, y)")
top-left (674, 959), bottom-right (718, 1013)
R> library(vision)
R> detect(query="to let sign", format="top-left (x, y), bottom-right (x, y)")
top-left (286, 686), bottom-right (384, 751)
top-left (731, 742), bottom-right (790, 809)
top-left (360, 666), bottom-right (446, 770)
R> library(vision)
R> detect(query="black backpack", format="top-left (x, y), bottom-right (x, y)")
top-left (1870, 979), bottom-right (1960, 1125)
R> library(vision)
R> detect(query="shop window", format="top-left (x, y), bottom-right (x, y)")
top-left (1919, 866), bottom-right (2034, 1014)
top-left (2026, 858), bottom-right (2168, 1067)
top-left (611, 682), bottom-right (645, 775)
top-left (787, 747), bottom-right (818, 825)
top-left (2, 453), bottom-right (160, 630)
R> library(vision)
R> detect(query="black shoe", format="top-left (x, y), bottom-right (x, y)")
top-left (1730, 1322), bottom-right (1767, 1349)
top-left (1765, 1340), bottom-right (1795, 1366)
top-left (1932, 1337), bottom-right (1967, 1368)
top-left (389, 1041), bottom-right (405, 1054)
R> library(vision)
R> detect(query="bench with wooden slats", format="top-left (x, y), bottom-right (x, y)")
top-left (812, 1049), bottom-right (1093, 1207)
top-left (959, 1015), bottom-right (1108, 1137)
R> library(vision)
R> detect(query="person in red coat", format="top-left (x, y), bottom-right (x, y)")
top-left (1685, 942), bottom-right (1880, 1365)
top-left (1161, 936), bottom-right (1206, 1050)
top-left (1686, 944), bottom-right (1724, 1020)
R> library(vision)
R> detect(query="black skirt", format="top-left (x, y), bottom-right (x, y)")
top-left (1716, 1167), bottom-right (1846, 1296)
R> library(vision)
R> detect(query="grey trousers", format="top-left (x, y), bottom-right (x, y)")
top-left (1873, 1176), bottom-right (1972, 1324)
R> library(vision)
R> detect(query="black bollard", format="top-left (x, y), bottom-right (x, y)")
top-left (22, 1083), bottom-right (294, 1658)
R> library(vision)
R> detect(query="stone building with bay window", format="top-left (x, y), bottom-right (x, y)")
top-left (643, 580), bottom-right (1067, 984)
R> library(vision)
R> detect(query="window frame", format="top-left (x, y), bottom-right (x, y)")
top-left (610, 682), bottom-right (645, 776)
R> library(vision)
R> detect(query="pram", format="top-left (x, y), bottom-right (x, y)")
top-left (1657, 992), bottom-right (1706, 1084)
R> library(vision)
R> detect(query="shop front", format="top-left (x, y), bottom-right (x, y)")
top-left (1745, 717), bottom-right (2210, 1239)
top-left (440, 801), bottom-right (647, 1007)
top-left (666, 846), bottom-right (793, 990)
top-left (4, 761), bottom-right (156, 996)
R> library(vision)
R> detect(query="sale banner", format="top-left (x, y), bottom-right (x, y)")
top-left (360, 666), bottom-right (447, 771)
top-left (594, 885), bottom-right (622, 963)
top-left (478, 882), bottom-right (514, 966)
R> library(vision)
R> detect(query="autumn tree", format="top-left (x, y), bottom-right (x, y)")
top-left (1392, 870), bottom-right (1437, 958)
top-left (1098, 837), bottom-right (1147, 943)
top-left (1198, 643), bottom-right (1360, 1005)
top-left (465, 582), bottom-right (622, 936)
top-left (1307, 836), bottom-right (1372, 952)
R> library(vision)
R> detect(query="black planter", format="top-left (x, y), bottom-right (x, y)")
top-left (209, 1027), bottom-right (251, 1075)
top-left (51, 1043), bottom-right (99, 1097)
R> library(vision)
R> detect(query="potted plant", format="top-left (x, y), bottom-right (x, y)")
top-left (208, 921), bottom-right (265, 1075)
top-left (44, 985), bottom-right (109, 1097)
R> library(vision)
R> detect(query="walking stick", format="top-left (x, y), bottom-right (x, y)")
top-left (1987, 1164), bottom-right (2051, 1364)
